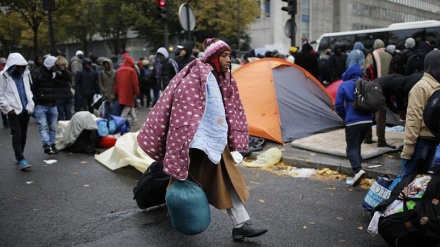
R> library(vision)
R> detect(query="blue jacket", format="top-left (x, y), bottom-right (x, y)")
top-left (335, 64), bottom-right (374, 125)
top-left (346, 42), bottom-right (365, 70)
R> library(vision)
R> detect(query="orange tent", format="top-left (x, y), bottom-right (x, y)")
top-left (233, 58), bottom-right (343, 143)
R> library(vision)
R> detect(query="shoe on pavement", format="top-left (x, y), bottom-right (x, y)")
top-left (377, 142), bottom-right (396, 149)
top-left (363, 139), bottom-right (376, 144)
top-left (352, 170), bottom-right (366, 187)
top-left (51, 145), bottom-right (59, 154)
top-left (232, 222), bottom-right (268, 241)
top-left (18, 159), bottom-right (31, 170)
top-left (44, 144), bottom-right (52, 154)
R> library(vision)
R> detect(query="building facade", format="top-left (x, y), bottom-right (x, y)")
top-left (249, 0), bottom-right (440, 54)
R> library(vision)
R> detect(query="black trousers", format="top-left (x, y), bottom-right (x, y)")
top-left (8, 110), bottom-right (30, 161)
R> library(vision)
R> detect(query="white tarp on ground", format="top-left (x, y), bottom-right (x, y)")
top-left (94, 132), bottom-right (154, 173)
top-left (291, 127), bottom-right (404, 159)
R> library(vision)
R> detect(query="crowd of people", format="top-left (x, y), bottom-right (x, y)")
top-left (329, 37), bottom-right (438, 186)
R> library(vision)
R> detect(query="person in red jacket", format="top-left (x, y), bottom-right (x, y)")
top-left (114, 53), bottom-right (139, 124)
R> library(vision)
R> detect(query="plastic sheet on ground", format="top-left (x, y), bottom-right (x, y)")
top-left (94, 131), bottom-right (154, 173)
top-left (241, 147), bottom-right (282, 168)
top-left (279, 167), bottom-right (317, 177)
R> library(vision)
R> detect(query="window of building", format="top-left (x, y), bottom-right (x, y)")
top-left (301, 0), bottom-right (310, 40)
top-left (265, 0), bottom-right (270, 17)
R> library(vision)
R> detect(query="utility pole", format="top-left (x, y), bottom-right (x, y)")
top-left (156, 0), bottom-right (169, 49)
top-left (43, 0), bottom-right (57, 55)
top-left (281, 0), bottom-right (297, 46)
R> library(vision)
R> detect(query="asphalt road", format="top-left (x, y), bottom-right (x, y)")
top-left (0, 109), bottom-right (389, 247)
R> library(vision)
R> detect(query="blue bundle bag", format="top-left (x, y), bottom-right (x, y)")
top-left (165, 180), bottom-right (210, 235)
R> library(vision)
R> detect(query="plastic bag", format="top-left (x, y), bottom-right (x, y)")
top-left (241, 147), bottom-right (282, 168)
top-left (362, 174), bottom-right (393, 212)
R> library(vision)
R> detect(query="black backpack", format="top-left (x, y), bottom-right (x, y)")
top-left (423, 90), bottom-right (440, 138)
top-left (133, 161), bottom-right (170, 209)
top-left (390, 51), bottom-right (406, 75)
top-left (352, 78), bottom-right (385, 114)
top-left (374, 167), bottom-right (440, 247)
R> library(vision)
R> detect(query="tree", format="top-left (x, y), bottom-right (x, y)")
top-left (0, 11), bottom-right (28, 57)
top-left (96, 0), bottom-right (141, 55)
top-left (187, 0), bottom-right (259, 49)
top-left (3, 0), bottom-right (46, 56)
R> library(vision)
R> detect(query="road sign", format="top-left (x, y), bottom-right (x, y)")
top-left (178, 3), bottom-right (196, 31)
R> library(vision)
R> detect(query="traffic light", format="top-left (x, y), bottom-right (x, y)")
top-left (156, 0), bottom-right (167, 20)
top-left (281, 0), bottom-right (297, 15)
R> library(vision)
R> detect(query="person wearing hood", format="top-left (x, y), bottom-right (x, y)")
top-left (346, 41), bottom-right (365, 70)
top-left (150, 47), bottom-right (178, 106)
top-left (174, 41), bottom-right (195, 71)
top-left (329, 43), bottom-right (348, 82)
top-left (32, 55), bottom-right (68, 154)
top-left (294, 42), bottom-right (319, 80)
top-left (75, 57), bottom-right (99, 112)
top-left (0, 53), bottom-right (35, 169)
top-left (405, 41), bottom-right (432, 76)
top-left (98, 57), bottom-right (116, 119)
top-left (363, 39), bottom-right (393, 145)
top-left (70, 50), bottom-right (84, 111)
top-left (137, 38), bottom-right (268, 241)
top-left (401, 50), bottom-right (440, 179)
top-left (335, 64), bottom-right (373, 186)
top-left (0, 57), bottom-right (9, 128)
top-left (114, 53), bottom-right (139, 124)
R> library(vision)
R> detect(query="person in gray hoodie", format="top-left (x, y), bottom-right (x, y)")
top-left (0, 53), bottom-right (35, 170)
top-left (150, 47), bottom-right (178, 106)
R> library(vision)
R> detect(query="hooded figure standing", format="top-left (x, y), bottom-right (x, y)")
top-left (150, 47), bottom-right (178, 106)
top-left (114, 53), bottom-right (139, 124)
top-left (0, 53), bottom-right (35, 170)
top-left (32, 55), bottom-right (69, 155)
top-left (137, 38), bottom-right (267, 241)
top-left (335, 64), bottom-right (373, 186)
top-left (98, 57), bottom-right (116, 119)
top-left (174, 41), bottom-right (195, 71)
top-left (401, 50), bottom-right (440, 178)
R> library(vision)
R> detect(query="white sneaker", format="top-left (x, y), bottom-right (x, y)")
top-left (352, 169), bottom-right (366, 187)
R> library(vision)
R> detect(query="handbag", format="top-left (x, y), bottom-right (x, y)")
top-left (165, 179), bottom-right (211, 235)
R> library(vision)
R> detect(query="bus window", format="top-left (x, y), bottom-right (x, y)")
top-left (333, 35), bottom-right (354, 52)
top-left (356, 31), bottom-right (387, 51)
top-left (426, 27), bottom-right (440, 49)
top-left (389, 28), bottom-right (423, 47)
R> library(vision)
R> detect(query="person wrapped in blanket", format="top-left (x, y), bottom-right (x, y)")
top-left (137, 38), bottom-right (267, 241)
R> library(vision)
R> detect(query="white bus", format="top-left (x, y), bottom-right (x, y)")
top-left (315, 20), bottom-right (440, 55)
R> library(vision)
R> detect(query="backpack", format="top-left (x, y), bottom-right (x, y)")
top-left (405, 51), bottom-right (427, 76)
top-left (132, 161), bottom-right (170, 209)
top-left (390, 51), bottom-right (406, 75)
top-left (423, 90), bottom-right (440, 138)
top-left (374, 167), bottom-right (440, 247)
top-left (352, 78), bottom-right (385, 114)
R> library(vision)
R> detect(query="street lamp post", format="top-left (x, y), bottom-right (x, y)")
top-left (43, 0), bottom-right (57, 55)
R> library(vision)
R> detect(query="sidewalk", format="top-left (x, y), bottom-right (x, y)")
top-left (249, 140), bottom-right (402, 179)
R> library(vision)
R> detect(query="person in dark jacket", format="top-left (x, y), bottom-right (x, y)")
top-left (75, 57), bottom-right (99, 112)
top-left (294, 42), bottom-right (319, 80)
top-left (32, 55), bottom-right (66, 154)
top-left (329, 44), bottom-right (348, 82)
top-left (174, 41), bottom-right (195, 71)
top-left (404, 41), bottom-right (432, 76)
top-left (150, 47), bottom-right (178, 106)
top-left (335, 64), bottom-right (373, 187)
top-left (54, 56), bottom-right (73, 121)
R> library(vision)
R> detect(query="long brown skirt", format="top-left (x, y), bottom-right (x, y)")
top-left (169, 146), bottom-right (249, 209)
